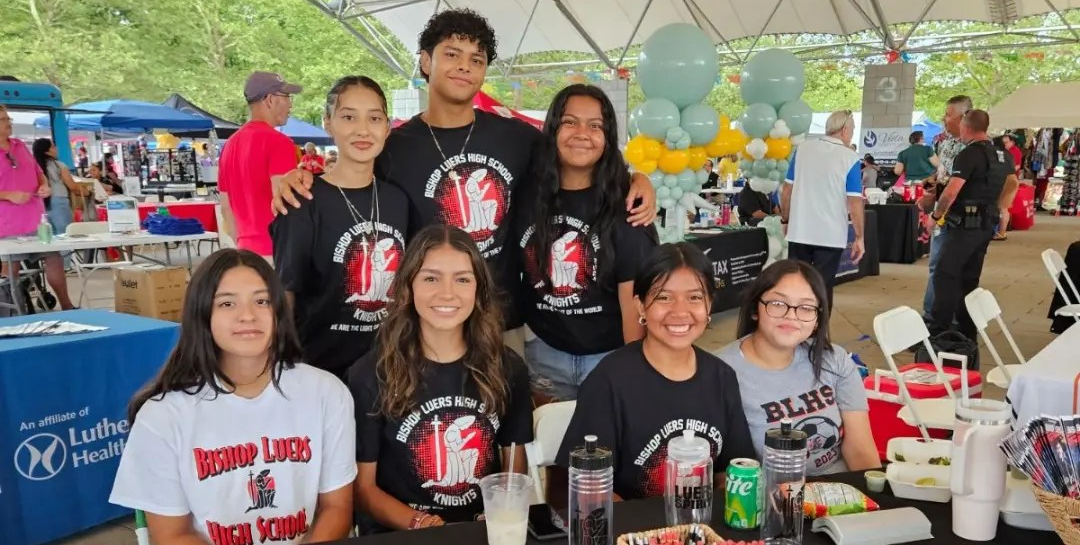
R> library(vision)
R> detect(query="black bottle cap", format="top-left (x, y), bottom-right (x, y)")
top-left (764, 419), bottom-right (808, 451)
top-left (570, 434), bottom-right (612, 471)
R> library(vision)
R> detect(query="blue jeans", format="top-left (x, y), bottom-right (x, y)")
top-left (922, 225), bottom-right (950, 317)
top-left (524, 336), bottom-right (610, 401)
top-left (47, 197), bottom-right (74, 267)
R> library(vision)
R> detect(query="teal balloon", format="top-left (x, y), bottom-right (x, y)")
top-left (740, 49), bottom-right (806, 109)
top-left (779, 99), bottom-right (813, 136)
top-left (776, 159), bottom-right (790, 173)
top-left (648, 170), bottom-right (665, 187)
top-left (628, 115), bottom-right (641, 138)
top-left (696, 169), bottom-right (710, 184)
top-left (680, 103), bottom-right (720, 146)
top-left (740, 159), bottom-right (754, 172)
top-left (677, 169), bottom-right (697, 189)
top-left (665, 127), bottom-right (691, 150)
top-left (663, 174), bottom-right (679, 188)
top-left (670, 187), bottom-right (684, 200)
top-left (739, 103), bottom-right (778, 139)
top-left (768, 169), bottom-right (783, 182)
top-left (752, 160), bottom-right (771, 177)
top-left (656, 185), bottom-right (671, 200)
top-left (765, 159), bottom-right (778, 170)
top-left (636, 23), bottom-right (719, 108)
top-left (630, 98), bottom-right (680, 139)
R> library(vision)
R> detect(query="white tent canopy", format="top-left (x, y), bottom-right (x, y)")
top-left (329, 0), bottom-right (1080, 75)
top-left (987, 82), bottom-right (1080, 129)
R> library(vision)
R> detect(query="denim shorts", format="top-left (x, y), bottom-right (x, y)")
top-left (524, 335), bottom-right (611, 402)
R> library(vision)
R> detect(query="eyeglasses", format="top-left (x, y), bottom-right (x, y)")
top-left (4, 151), bottom-right (15, 169)
top-left (759, 299), bottom-right (820, 322)
top-left (270, 93), bottom-right (293, 102)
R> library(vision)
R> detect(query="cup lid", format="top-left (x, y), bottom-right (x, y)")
top-left (765, 419), bottom-right (807, 451)
top-left (570, 434), bottom-right (612, 470)
top-left (667, 429), bottom-right (710, 464)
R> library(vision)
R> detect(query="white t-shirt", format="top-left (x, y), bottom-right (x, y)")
top-left (784, 136), bottom-right (863, 249)
top-left (110, 364), bottom-right (356, 544)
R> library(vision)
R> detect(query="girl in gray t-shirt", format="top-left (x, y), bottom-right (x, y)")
top-left (715, 259), bottom-right (880, 475)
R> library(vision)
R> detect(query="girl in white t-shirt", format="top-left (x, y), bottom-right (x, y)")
top-left (110, 248), bottom-right (357, 544)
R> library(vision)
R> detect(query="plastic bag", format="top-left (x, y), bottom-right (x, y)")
top-left (803, 482), bottom-right (880, 519)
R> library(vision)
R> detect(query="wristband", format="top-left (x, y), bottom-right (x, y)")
top-left (409, 511), bottom-right (431, 530)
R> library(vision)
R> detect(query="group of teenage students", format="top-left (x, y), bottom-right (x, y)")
top-left (107, 9), bottom-right (880, 544)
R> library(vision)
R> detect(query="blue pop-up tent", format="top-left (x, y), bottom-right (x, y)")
top-left (277, 116), bottom-right (332, 146)
top-left (911, 118), bottom-right (943, 144)
top-left (34, 99), bottom-right (214, 133)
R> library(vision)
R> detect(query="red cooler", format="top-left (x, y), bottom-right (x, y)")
top-left (1008, 183), bottom-right (1035, 231)
top-left (864, 363), bottom-right (982, 460)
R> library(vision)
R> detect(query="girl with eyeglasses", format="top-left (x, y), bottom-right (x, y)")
top-left (716, 259), bottom-right (880, 475)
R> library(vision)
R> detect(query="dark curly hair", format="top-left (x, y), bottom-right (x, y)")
top-left (417, 8), bottom-right (498, 81)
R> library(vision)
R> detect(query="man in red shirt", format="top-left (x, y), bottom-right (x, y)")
top-left (218, 71), bottom-right (302, 261)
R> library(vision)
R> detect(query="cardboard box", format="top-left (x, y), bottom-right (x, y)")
top-left (114, 265), bottom-right (189, 321)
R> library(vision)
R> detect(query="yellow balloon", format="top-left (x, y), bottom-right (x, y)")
top-left (687, 146), bottom-right (708, 171)
top-left (642, 138), bottom-right (664, 161)
top-left (625, 146), bottom-right (645, 165)
top-left (765, 137), bottom-right (793, 160)
top-left (658, 149), bottom-right (690, 174)
top-left (632, 159), bottom-right (658, 174)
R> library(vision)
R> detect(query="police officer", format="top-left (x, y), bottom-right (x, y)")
top-left (928, 109), bottom-right (1016, 338)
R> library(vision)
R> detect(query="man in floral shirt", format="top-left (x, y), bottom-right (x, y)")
top-left (919, 95), bottom-right (972, 319)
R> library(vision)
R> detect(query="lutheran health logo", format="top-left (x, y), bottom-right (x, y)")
top-left (13, 410), bottom-right (129, 481)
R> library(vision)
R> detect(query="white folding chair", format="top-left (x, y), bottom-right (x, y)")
top-left (523, 401), bottom-right (576, 504)
top-left (965, 288), bottom-right (1026, 389)
top-left (1042, 249), bottom-right (1080, 322)
top-left (66, 221), bottom-right (133, 308)
top-left (873, 306), bottom-right (959, 437)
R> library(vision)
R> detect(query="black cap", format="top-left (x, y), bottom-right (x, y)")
top-left (764, 419), bottom-right (807, 451)
top-left (570, 434), bottom-right (612, 471)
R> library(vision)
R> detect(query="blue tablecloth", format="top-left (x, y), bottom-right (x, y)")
top-left (0, 310), bottom-right (179, 545)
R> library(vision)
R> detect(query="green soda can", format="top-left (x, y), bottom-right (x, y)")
top-left (724, 458), bottom-right (762, 529)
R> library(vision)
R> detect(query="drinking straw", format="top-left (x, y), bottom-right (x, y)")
top-left (507, 442), bottom-right (517, 499)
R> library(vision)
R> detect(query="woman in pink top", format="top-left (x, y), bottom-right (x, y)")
top-left (0, 104), bottom-right (75, 311)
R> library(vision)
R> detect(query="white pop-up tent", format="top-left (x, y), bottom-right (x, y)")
top-left (988, 82), bottom-right (1080, 130)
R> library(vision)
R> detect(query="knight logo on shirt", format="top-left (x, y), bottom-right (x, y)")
top-left (394, 396), bottom-right (501, 509)
top-left (333, 221), bottom-right (405, 329)
top-left (520, 216), bottom-right (601, 314)
top-left (423, 153), bottom-right (513, 257)
top-left (246, 469), bottom-right (277, 512)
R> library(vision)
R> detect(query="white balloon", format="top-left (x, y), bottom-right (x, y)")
top-left (745, 138), bottom-right (768, 160)
top-left (749, 177), bottom-right (781, 194)
top-left (769, 119), bottom-right (791, 139)
top-left (790, 133), bottom-right (807, 146)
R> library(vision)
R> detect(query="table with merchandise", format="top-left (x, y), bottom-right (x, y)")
top-left (327, 469), bottom-right (1058, 545)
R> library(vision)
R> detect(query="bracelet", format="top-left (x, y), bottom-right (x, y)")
top-left (409, 511), bottom-right (431, 530)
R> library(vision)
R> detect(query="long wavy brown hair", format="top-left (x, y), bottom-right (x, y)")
top-left (375, 224), bottom-right (509, 419)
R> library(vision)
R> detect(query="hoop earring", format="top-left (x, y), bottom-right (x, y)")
top-left (707, 316), bottom-right (712, 324)
top-left (638, 316), bottom-right (646, 326)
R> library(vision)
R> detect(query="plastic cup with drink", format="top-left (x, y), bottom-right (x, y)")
top-left (480, 471), bottom-right (534, 545)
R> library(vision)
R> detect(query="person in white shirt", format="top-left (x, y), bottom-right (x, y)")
top-left (781, 110), bottom-right (865, 308)
top-left (110, 248), bottom-right (356, 545)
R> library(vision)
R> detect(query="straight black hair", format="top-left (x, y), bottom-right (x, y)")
top-left (324, 75), bottom-right (387, 118)
top-left (32, 138), bottom-right (53, 208)
top-left (530, 84), bottom-right (650, 291)
top-left (735, 259), bottom-right (835, 382)
top-left (633, 242), bottom-right (714, 304)
top-left (127, 249), bottom-right (303, 423)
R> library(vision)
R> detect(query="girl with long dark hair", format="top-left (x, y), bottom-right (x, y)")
top-left (517, 84), bottom-right (657, 401)
top-left (716, 259), bottom-right (879, 475)
top-left (553, 243), bottom-right (754, 500)
top-left (348, 225), bottom-right (532, 532)
top-left (33, 138), bottom-right (87, 238)
top-left (271, 76), bottom-right (411, 380)
top-left (110, 249), bottom-right (356, 544)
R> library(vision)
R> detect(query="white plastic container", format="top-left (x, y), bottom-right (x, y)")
top-left (886, 437), bottom-right (953, 465)
top-left (886, 462), bottom-right (952, 503)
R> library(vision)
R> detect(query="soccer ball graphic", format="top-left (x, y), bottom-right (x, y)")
top-left (796, 416), bottom-right (840, 452)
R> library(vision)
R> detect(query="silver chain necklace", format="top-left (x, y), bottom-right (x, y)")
top-left (425, 113), bottom-right (476, 185)
top-left (332, 176), bottom-right (380, 239)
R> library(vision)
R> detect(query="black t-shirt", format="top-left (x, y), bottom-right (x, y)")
top-left (271, 177), bottom-right (411, 377)
top-left (950, 140), bottom-right (1014, 213)
top-left (737, 185), bottom-right (773, 226)
top-left (517, 186), bottom-right (657, 355)
top-left (554, 341), bottom-right (756, 500)
top-left (348, 347), bottom-right (534, 527)
top-left (375, 110), bottom-right (541, 329)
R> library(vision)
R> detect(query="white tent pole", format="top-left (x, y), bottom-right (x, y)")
top-left (551, 0), bottom-right (617, 70)
top-left (303, 0), bottom-right (409, 78)
top-left (896, 0), bottom-right (940, 50)
top-left (687, 0), bottom-right (760, 63)
top-left (503, 0), bottom-right (541, 78)
top-left (1043, 0), bottom-right (1080, 41)
top-left (616, 0), bottom-right (654, 67)
top-left (845, 0), bottom-right (888, 46)
top-left (868, 0), bottom-right (897, 50)
top-left (744, 0), bottom-right (785, 61)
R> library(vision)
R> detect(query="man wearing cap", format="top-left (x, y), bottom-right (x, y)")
top-left (218, 71), bottom-right (302, 262)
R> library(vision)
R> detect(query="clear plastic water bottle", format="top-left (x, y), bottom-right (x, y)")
top-left (568, 435), bottom-right (613, 545)
top-left (761, 420), bottom-right (808, 545)
top-left (37, 213), bottom-right (53, 244)
top-left (664, 430), bottom-right (713, 526)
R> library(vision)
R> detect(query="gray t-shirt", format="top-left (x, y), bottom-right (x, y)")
top-left (716, 337), bottom-right (869, 475)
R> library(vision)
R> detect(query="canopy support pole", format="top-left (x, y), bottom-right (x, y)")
top-left (303, 0), bottom-right (409, 78)
top-left (503, 0), bottom-right (541, 78)
top-left (687, 0), bottom-right (742, 63)
top-left (868, 0), bottom-right (896, 50)
top-left (845, 0), bottom-right (888, 47)
top-left (551, 0), bottom-right (617, 70)
top-left (896, 0), bottom-right (940, 50)
top-left (617, 0), bottom-right (654, 67)
top-left (744, 0), bottom-right (784, 61)
top-left (1043, 0), bottom-right (1080, 41)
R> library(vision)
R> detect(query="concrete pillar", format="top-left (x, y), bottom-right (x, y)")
top-left (597, 79), bottom-right (630, 148)
top-left (391, 88), bottom-right (428, 120)
top-left (859, 63), bottom-right (917, 163)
